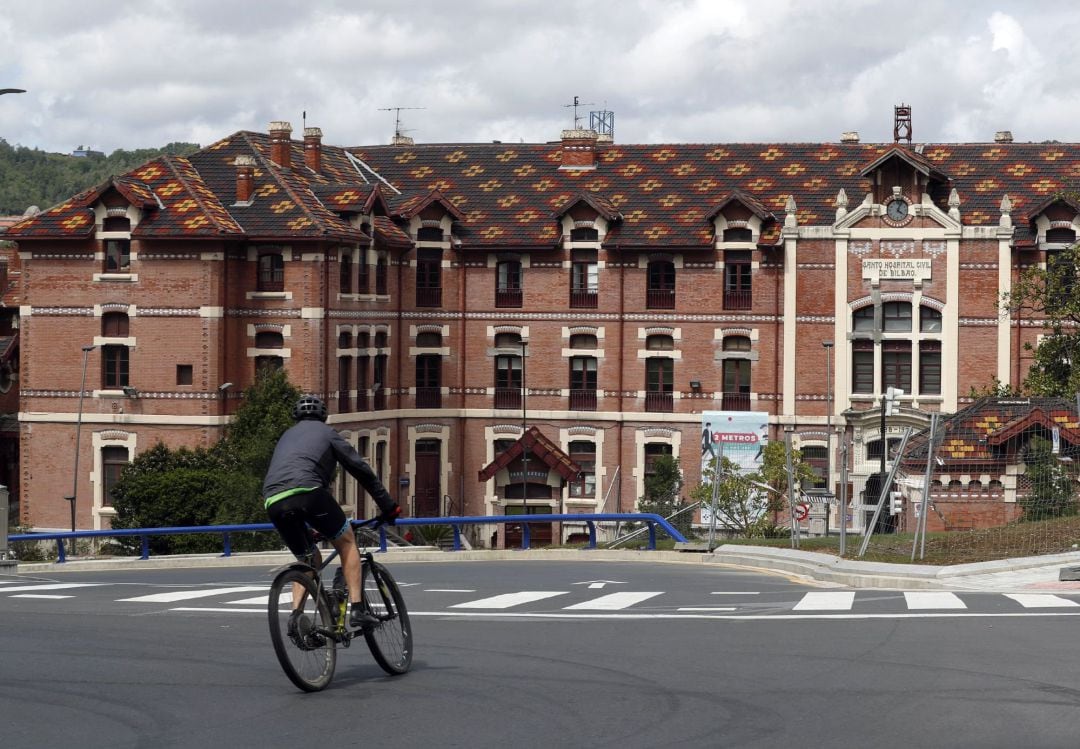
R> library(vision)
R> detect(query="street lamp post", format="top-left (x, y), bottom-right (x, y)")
top-left (520, 338), bottom-right (528, 513)
top-left (823, 340), bottom-right (834, 541)
top-left (64, 344), bottom-right (96, 556)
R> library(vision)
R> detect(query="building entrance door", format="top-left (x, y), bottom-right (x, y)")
top-left (413, 439), bottom-right (441, 517)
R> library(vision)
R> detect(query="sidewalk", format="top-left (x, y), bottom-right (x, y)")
top-left (710, 545), bottom-right (1080, 592)
top-left (8, 544), bottom-right (1080, 592)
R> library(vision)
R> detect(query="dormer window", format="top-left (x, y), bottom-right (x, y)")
top-left (104, 240), bottom-right (130, 272)
top-left (1046, 227), bottom-right (1076, 245)
top-left (570, 227), bottom-right (598, 242)
top-left (417, 226), bottom-right (443, 242)
top-left (722, 227), bottom-right (752, 243)
top-left (103, 216), bottom-right (130, 232)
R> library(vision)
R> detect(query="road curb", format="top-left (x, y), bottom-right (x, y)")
top-left (10, 545), bottom-right (1080, 591)
top-left (711, 545), bottom-right (1080, 590)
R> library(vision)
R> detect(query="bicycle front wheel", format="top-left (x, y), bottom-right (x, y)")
top-left (268, 566), bottom-right (337, 692)
top-left (361, 561), bottom-right (413, 675)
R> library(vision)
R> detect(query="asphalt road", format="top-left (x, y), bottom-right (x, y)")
top-left (3, 560), bottom-right (1080, 748)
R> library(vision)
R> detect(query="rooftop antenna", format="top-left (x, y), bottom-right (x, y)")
top-left (379, 106), bottom-right (425, 142)
top-left (563, 96), bottom-right (595, 130)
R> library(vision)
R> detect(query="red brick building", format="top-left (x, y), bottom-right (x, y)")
top-left (4, 114), bottom-right (1078, 538)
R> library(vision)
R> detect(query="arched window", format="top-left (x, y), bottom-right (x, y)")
top-left (255, 331), bottom-right (284, 349)
top-left (853, 306), bottom-right (875, 331)
top-left (570, 227), bottom-right (598, 242)
top-left (101, 312), bottom-right (129, 337)
top-left (417, 226), bottom-right (443, 242)
top-left (723, 336), bottom-right (751, 352)
top-left (646, 334), bottom-right (674, 351)
top-left (570, 333), bottom-right (598, 349)
top-left (722, 227), bottom-right (752, 243)
top-left (494, 332), bottom-right (523, 349)
top-left (338, 331), bottom-right (353, 348)
top-left (416, 331), bottom-right (442, 348)
top-left (102, 216), bottom-right (130, 232)
top-left (1047, 227), bottom-right (1076, 244)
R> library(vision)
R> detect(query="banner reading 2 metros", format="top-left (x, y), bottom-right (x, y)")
top-left (700, 411), bottom-right (770, 523)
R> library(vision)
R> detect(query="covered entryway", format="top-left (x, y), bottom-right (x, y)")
top-left (477, 426), bottom-right (581, 548)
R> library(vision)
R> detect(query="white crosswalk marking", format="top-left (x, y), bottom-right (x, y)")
top-left (563, 592), bottom-right (663, 610)
top-left (1004, 593), bottom-right (1080, 608)
top-left (450, 591), bottom-right (566, 609)
top-left (793, 592), bottom-right (856, 611)
top-left (1, 583), bottom-right (106, 594)
top-left (904, 592), bottom-right (966, 610)
top-left (118, 586), bottom-right (266, 603)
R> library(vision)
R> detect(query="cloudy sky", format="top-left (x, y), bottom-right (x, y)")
top-left (3, 0), bottom-right (1080, 155)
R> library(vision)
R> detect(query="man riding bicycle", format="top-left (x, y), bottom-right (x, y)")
top-left (263, 394), bottom-right (401, 631)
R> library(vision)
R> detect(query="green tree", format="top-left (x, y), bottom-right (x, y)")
top-left (1000, 239), bottom-right (1080, 396)
top-left (109, 368), bottom-right (302, 553)
top-left (636, 454), bottom-right (688, 534)
top-left (217, 368), bottom-right (301, 479)
top-left (1020, 435), bottom-right (1077, 520)
top-left (109, 443), bottom-right (228, 554)
top-left (0, 139), bottom-right (200, 214)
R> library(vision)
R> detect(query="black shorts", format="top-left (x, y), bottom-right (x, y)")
top-left (266, 488), bottom-right (350, 559)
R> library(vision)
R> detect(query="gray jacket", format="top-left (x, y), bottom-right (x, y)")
top-left (262, 419), bottom-right (394, 512)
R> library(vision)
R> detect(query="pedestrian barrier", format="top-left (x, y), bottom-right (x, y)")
top-left (9, 512), bottom-right (687, 563)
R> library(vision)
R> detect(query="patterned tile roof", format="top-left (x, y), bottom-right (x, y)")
top-left (352, 140), bottom-right (1080, 248)
top-left (7, 131), bottom-right (1080, 249)
top-left (902, 397), bottom-right (1080, 467)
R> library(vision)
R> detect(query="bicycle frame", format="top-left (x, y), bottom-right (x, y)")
top-left (278, 518), bottom-right (385, 647)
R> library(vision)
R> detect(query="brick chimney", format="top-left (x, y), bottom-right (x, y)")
top-left (234, 155), bottom-right (256, 203)
top-left (559, 129), bottom-right (599, 170)
top-left (304, 127), bottom-right (323, 173)
top-left (268, 121), bottom-right (293, 168)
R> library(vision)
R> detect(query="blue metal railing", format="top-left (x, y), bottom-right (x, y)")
top-left (9, 513), bottom-right (687, 563)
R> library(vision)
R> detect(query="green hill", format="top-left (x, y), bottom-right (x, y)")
top-left (0, 139), bottom-right (201, 215)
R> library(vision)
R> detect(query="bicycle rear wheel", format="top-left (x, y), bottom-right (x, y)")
top-left (361, 561), bottom-right (413, 675)
top-left (268, 566), bottom-right (337, 692)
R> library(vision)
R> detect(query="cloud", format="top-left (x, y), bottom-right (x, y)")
top-left (4, 1), bottom-right (1080, 154)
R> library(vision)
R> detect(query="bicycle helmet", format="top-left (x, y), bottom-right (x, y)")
top-left (293, 394), bottom-right (327, 422)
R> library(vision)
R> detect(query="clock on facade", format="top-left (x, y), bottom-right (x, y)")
top-left (886, 198), bottom-right (909, 222)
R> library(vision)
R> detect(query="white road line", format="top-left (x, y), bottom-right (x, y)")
top-left (117, 586), bottom-right (266, 603)
top-left (1004, 593), bottom-right (1080, 608)
top-left (793, 592), bottom-right (855, 611)
top-left (1, 583), bottom-right (106, 593)
top-left (677, 607), bottom-right (737, 612)
top-left (11, 594), bottom-right (74, 599)
top-left (226, 592), bottom-right (292, 605)
top-left (904, 592), bottom-right (966, 610)
top-left (450, 591), bottom-right (566, 609)
top-left (168, 608), bottom-right (1080, 621)
top-left (563, 592), bottom-right (663, 610)
top-left (425, 589), bottom-right (476, 593)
